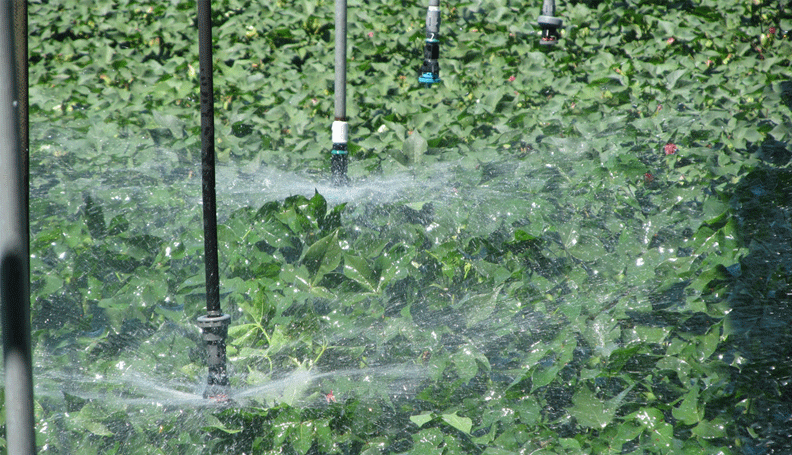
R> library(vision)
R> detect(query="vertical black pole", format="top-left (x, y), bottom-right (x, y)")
top-left (196, 0), bottom-right (231, 400)
top-left (1, 0), bottom-right (36, 453)
top-left (198, 0), bottom-right (220, 317)
top-left (14, 0), bottom-right (27, 184)
top-left (331, 0), bottom-right (349, 186)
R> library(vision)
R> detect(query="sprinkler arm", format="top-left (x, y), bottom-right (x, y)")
top-left (418, 0), bottom-right (441, 86)
top-left (537, 0), bottom-right (562, 46)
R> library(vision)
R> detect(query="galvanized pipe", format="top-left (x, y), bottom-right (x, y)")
top-left (1, 0), bottom-right (36, 452)
top-left (334, 0), bottom-right (346, 121)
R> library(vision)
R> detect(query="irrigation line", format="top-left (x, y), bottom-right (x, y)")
top-left (196, 0), bottom-right (231, 399)
top-left (331, 0), bottom-right (349, 186)
top-left (14, 0), bottom-right (27, 194)
top-left (197, 0), bottom-right (220, 317)
top-left (1, 0), bottom-right (35, 453)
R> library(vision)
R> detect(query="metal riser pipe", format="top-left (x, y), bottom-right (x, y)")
top-left (331, 0), bottom-right (349, 186)
top-left (196, 0), bottom-right (230, 399)
top-left (1, 0), bottom-right (35, 452)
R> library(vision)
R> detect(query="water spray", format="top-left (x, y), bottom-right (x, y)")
top-left (331, 0), bottom-right (349, 186)
top-left (418, 0), bottom-right (441, 86)
top-left (196, 0), bottom-right (231, 401)
top-left (537, 0), bottom-right (562, 46)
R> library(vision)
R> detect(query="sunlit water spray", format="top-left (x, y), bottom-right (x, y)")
top-left (28, 126), bottom-right (683, 452)
top-left (34, 361), bottom-right (430, 410)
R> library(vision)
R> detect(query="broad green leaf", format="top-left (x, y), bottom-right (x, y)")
top-left (691, 417), bottom-right (728, 439)
top-left (672, 385), bottom-right (702, 425)
top-left (409, 413), bottom-right (433, 427)
top-left (441, 412), bottom-right (472, 435)
top-left (344, 253), bottom-right (378, 292)
top-left (465, 284), bottom-right (503, 328)
top-left (301, 229), bottom-right (342, 285)
top-left (569, 382), bottom-right (633, 429)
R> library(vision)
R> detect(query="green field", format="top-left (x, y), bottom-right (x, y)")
top-left (16, 0), bottom-right (792, 453)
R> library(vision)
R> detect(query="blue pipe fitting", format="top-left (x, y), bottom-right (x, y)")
top-left (419, 71), bottom-right (442, 85)
top-left (331, 143), bottom-right (348, 155)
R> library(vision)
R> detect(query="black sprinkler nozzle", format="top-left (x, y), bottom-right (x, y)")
top-left (419, 0), bottom-right (441, 86)
top-left (538, 0), bottom-right (562, 46)
top-left (419, 40), bottom-right (441, 86)
top-left (197, 313), bottom-right (231, 399)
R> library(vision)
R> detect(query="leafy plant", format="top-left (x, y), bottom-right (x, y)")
top-left (12, 0), bottom-right (792, 453)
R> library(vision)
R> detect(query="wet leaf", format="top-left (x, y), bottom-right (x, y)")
top-left (301, 229), bottom-right (342, 285)
top-left (441, 412), bottom-right (472, 435)
top-left (409, 412), bottom-right (433, 427)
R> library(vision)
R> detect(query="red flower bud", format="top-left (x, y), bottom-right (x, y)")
top-left (664, 143), bottom-right (677, 155)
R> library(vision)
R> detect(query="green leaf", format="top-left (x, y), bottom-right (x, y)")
top-left (203, 415), bottom-right (242, 434)
top-left (344, 253), bottom-right (378, 292)
top-left (441, 412), bottom-right (472, 435)
top-left (402, 130), bottom-right (428, 164)
top-left (301, 229), bottom-right (342, 285)
top-left (672, 385), bottom-right (702, 425)
top-left (410, 413), bottom-right (433, 428)
top-left (465, 284), bottom-right (503, 328)
top-left (691, 417), bottom-right (728, 439)
top-left (569, 382), bottom-right (633, 429)
top-left (632, 408), bottom-right (675, 451)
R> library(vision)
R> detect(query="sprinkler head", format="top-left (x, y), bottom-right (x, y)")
top-left (419, 0), bottom-right (442, 87)
top-left (197, 313), bottom-right (232, 399)
top-left (419, 72), bottom-right (441, 86)
top-left (537, 15), bottom-right (562, 46)
top-left (419, 40), bottom-right (441, 87)
top-left (538, 0), bottom-right (562, 46)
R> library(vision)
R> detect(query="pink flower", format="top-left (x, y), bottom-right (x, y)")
top-left (368, 31), bottom-right (374, 38)
top-left (508, 75), bottom-right (516, 82)
top-left (664, 143), bottom-right (677, 155)
top-left (667, 37), bottom-right (675, 45)
top-left (769, 27), bottom-right (777, 35)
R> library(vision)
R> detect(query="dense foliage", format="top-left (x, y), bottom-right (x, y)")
top-left (7, 0), bottom-right (792, 453)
